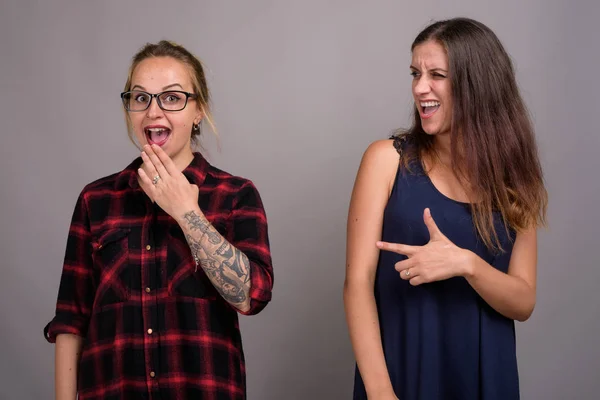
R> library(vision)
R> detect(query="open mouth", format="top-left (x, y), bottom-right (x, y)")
top-left (420, 101), bottom-right (440, 118)
top-left (145, 127), bottom-right (171, 146)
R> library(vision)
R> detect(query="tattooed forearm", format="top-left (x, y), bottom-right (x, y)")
top-left (224, 251), bottom-right (250, 281)
top-left (215, 242), bottom-right (233, 258)
top-left (196, 255), bottom-right (246, 303)
top-left (183, 211), bottom-right (221, 244)
top-left (186, 237), bottom-right (203, 270)
top-left (180, 210), bottom-right (252, 310)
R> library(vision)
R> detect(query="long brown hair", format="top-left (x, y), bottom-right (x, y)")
top-left (399, 18), bottom-right (547, 251)
top-left (122, 40), bottom-right (217, 147)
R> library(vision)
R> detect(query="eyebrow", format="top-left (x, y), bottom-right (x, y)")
top-left (409, 65), bottom-right (448, 73)
top-left (131, 83), bottom-right (185, 91)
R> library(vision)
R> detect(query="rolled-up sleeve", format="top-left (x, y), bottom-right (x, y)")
top-left (229, 181), bottom-right (274, 315)
top-left (44, 191), bottom-right (95, 343)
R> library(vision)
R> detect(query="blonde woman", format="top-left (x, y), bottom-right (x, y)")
top-left (44, 41), bottom-right (274, 400)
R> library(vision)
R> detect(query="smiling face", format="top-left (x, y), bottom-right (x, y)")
top-left (127, 56), bottom-right (202, 169)
top-left (411, 40), bottom-right (453, 138)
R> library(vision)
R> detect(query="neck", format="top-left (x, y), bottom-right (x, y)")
top-left (172, 149), bottom-right (195, 172)
top-left (432, 133), bottom-right (453, 167)
top-left (430, 133), bottom-right (473, 193)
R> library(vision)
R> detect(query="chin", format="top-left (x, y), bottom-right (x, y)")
top-left (422, 127), bottom-right (440, 136)
top-left (422, 124), bottom-right (451, 137)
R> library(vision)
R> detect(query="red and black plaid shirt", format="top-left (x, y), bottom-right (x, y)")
top-left (44, 152), bottom-right (273, 400)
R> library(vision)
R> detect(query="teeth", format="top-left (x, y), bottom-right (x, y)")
top-left (147, 128), bottom-right (167, 132)
top-left (420, 101), bottom-right (440, 107)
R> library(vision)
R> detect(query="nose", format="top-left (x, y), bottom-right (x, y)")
top-left (413, 75), bottom-right (431, 97)
top-left (146, 95), bottom-right (164, 119)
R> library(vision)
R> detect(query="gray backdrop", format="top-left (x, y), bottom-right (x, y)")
top-left (1, 0), bottom-right (598, 399)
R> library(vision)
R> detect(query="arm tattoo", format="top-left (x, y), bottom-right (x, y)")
top-left (225, 251), bottom-right (250, 282)
top-left (181, 211), bottom-right (251, 308)
top-left (196, 256), bottom-right (246, 303)
top-left (183, 211), bottom-right (221, 244)
top-left (215, 242), bottom-right (233, 258)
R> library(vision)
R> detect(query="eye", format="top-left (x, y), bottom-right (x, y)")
top-left (134, 93), bottom-right (149, 103)
top-left (410, 71), bottom-right (420, 78)
top-left (162, 92), bottom-right (183, 103)
top-left (432, 72), bottom-right (446, 79)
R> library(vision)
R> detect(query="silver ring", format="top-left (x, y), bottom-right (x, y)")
top-left (152, 175), bottom-right (160, 185)
top-left (405, 269), bottom-right (410, 277)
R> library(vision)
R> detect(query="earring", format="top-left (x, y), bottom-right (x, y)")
top-left (192, 122), bottom-right (200, 132)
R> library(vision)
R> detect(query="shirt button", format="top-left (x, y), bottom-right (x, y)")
top-left (146, 245), bottom-right (152, 250)
top-left (147, 328), bottom-right (153, 335)
top-left (145, 287), bottom-right (151, 293)
top-left (150, 371), bottom-right (156, 378)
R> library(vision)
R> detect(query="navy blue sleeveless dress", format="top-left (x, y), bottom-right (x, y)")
top-left (353, 136), bottom-right (520, 400)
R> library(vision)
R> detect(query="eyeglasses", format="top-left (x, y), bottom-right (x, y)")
top-left (120, 90), bottom-right (198, 112)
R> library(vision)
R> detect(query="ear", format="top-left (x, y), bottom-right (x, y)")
top-left (194, 106), bottom-right (204, 125)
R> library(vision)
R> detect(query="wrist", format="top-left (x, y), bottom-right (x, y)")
top-left (176, 206), bottom-right (204, 227)
top-left (460, 249), bottom-right (477, 278)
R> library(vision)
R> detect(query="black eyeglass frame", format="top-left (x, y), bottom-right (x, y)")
top-left (120, 90), bottom-right (198, 112)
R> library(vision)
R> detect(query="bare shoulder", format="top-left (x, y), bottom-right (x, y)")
top-left (360, 139), bottom-right (399, 170)
top-left (355, 139), bottom-right (400, 196)
top-left (363, 138), bottom-right (399, 158)
top-left (361, 138), bottom-right (399, 172)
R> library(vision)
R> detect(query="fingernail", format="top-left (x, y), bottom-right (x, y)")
top-left (376, 241), bottom-right (383, 247)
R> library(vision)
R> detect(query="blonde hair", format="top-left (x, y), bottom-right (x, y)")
top-left (122, 40), bottom-right (217, 148)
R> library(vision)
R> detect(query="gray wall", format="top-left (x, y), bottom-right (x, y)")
top-left (1, 0), bottom-right (598, 399)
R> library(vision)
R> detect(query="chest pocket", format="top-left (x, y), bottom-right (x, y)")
top-left (91, 228), bottom-right (132, 307)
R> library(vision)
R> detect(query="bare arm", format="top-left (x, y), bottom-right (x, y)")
top-left (55, 333), bottom-right (82, 400)
top-left (344, 140), bottom-right (399, 399)
top-left (377, 211), bottom-right (538, 322)
top-left (464, 227), bottom-right (538, 321)
top-left (177, 208), bottom-right (252, 313)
